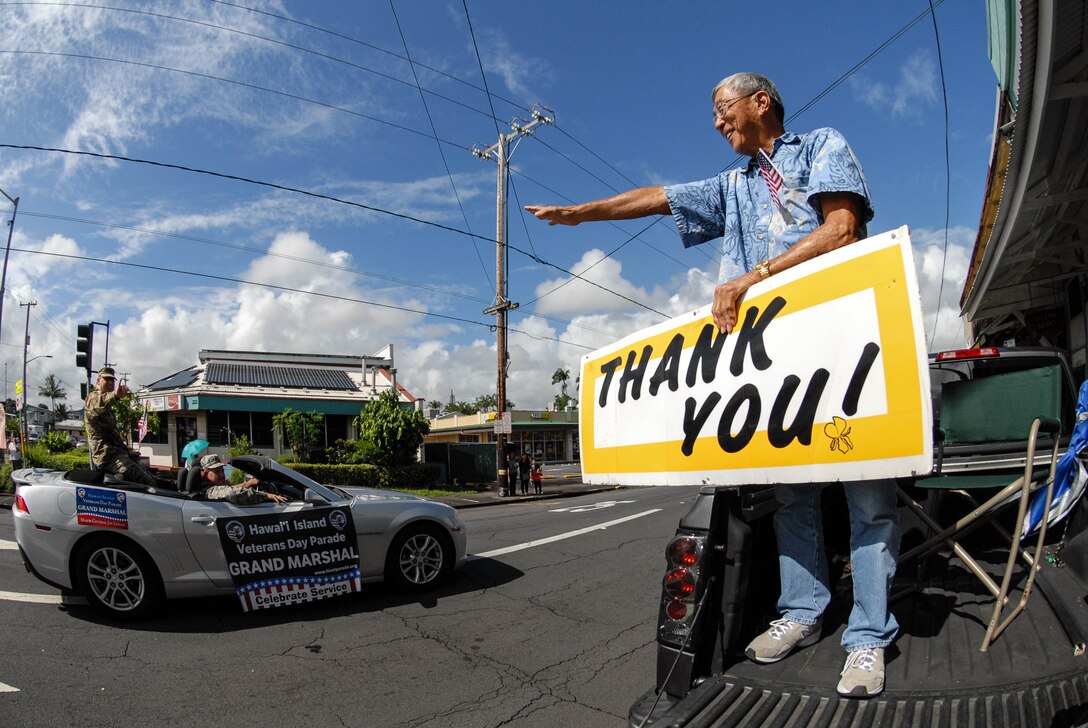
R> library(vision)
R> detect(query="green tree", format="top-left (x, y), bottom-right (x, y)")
top-left (473, 393), bottom-right (515, 412)
top-left (38, 373), bottom-right (67, 418)
top-left (112, 392), bottom-right (160, 446)
top-left (40, 431), bottom-right (74, 453)
top-left (272, 408), bottom-right (323, 463)
top-left (228, 433), bottom-right (259, 457)
top-left (55, 402), bottom-right (69, 420)
top-left (551, 368), bottom-right (570, 396)
top-left (552, 367), bottom-right (575, 411)
top-left (445, 401), bottom-right (478, 415)
top-left (354, 390), bottom-right (430, 467)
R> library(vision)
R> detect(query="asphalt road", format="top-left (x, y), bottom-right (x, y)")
top-left (0, 486), bottom-right (701, 727)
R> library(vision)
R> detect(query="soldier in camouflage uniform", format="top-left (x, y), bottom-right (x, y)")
top-left (84, 366), bottom-right (156, 486)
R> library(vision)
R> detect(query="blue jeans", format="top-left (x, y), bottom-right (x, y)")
top-left (773, 479), bottom-right (900, 651)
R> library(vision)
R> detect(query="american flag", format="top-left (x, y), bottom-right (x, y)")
top-left (756, 149), bottom-right (783, 208)
top-left (137, 406), bottom-right (148, 443)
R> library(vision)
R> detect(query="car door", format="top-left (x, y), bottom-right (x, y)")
top-left (181, 498), bottom-right (320, 587)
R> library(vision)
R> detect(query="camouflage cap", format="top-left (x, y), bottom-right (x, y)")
top-left (201, 453), bottom-right (227, 470)
top-left (97, 366), bottom-right (116, 380)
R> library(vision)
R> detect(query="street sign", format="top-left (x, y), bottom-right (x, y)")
top-left (493, 411), bottom-right (512, 434)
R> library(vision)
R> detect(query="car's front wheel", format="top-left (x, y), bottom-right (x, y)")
top-left (385, 525), bottom-right (452, 591)
top-left (74, 538), bottom-right (163, 620)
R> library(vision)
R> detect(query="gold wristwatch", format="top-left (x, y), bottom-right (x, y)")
top-left (755, 259), bottom-right (771, 280)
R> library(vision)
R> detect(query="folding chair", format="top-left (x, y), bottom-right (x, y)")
top-left (897, 365), bottom-right (1063, 651)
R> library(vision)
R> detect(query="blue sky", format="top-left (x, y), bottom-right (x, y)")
top-left (0, 0), bottom-right (994, 411)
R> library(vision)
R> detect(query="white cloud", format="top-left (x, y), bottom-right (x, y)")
top-left (852, 50), bottom-right (938, 117)
top-left (910, 226), bottom-right (973, 351)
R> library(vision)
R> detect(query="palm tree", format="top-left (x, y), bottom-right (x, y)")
top-left (551, 368), bottom-right (570, 397)
top-left (38, 373), bottom-right (66, 421)
top-left (552, 368), bottom-right (572, 411)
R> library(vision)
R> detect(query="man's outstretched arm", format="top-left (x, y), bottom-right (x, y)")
top-left (525, 186), bottom-right (669, 226)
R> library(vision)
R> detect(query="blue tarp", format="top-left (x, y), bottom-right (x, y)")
top-left (1022, 380), bottom-right (1088, 538)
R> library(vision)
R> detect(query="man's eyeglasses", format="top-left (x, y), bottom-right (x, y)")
top-left (713, 91), bottom-right (757, 122)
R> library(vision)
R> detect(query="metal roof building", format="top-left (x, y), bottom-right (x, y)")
top-left (136, 346), bottom-right (418, 467)
top-left (965, 0), bottom-right (1088, 377)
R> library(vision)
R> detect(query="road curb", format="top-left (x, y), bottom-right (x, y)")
top-left (439, 485), bottom-right (623, 510)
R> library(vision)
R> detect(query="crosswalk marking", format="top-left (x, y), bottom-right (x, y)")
top-left (0, 539), bottom-right (18, 550)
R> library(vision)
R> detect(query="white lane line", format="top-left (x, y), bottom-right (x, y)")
top-left (0, 590), bottom-right (66, 605)
top-left (470, 509), bottom-right (663, 560)
top-left (0, 681), bottom-right (20, 693)
top-left (0, 539), bottom-right (17, 550)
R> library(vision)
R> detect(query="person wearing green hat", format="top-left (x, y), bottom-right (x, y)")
top-left (84, 366), bottom-right (156, 486)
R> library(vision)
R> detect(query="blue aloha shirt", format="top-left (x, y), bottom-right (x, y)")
top-left (664, 128), bottom-right (874, 283)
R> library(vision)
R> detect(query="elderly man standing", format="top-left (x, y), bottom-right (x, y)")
top-left (84, 366), bottom-right (156, 486)
top-left (526, 72), bottom-right (899, 697)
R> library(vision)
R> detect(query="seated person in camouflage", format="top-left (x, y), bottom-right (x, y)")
top-left (201, 454), bottom-right (286, 504)
top-left (84, 366), bottom-right (156, 486)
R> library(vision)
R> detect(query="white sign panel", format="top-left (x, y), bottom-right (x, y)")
top-left (578, 227), bottom-right (932, 486)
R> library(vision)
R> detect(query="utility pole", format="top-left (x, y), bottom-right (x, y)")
top-left (19, 300), bottom-right (36, 453)
top-left (473, 106), bottom-right (553, 496)
top-left (0, 187), bottom-right (19, 354)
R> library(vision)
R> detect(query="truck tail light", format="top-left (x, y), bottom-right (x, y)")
top-left (658, 533), bottom-right (707, 648)
top-left (935, 346), bottom-right (1000, 361)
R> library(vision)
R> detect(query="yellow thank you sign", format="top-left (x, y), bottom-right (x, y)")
top-left (579, 226), bottom-right (932, 486)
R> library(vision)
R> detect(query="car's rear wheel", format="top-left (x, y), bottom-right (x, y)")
top-left (385, 524), bottom-right (452, 591)
top-left (74, 538), bottom-right (162, 620)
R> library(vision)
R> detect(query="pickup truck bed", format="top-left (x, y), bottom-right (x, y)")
top-left (630, 348), bottom-right (1088, 727)
top-left (632, 539), bottom-right (1088, 726)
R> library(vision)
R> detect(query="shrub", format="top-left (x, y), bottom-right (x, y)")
top-left (354, 390), bottom-right (430, 467)
top-left (25, 446), bottom-right (89, 471)
top-left (291, 463), bottom-right (387, 488)
top-left (227, 433), bottom-right (259, 458)
top-left (288, 462), bottom-right (440, 490)
top-left (40, 431), bottom-right (75, 453)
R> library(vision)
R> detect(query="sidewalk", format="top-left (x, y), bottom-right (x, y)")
top-left (430, 476), bottom-right (621, 509)
top-left (0, 475), bottom-right (617, 511)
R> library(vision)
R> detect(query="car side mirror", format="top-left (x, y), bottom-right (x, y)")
top-left (303, 488), bottom-right (327, 504)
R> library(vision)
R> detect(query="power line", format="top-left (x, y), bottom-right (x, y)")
top-left (926, 0), bottom-right (952, 350)
top-left (388, 0), bottom-right (494, 294)
top-left (0, 49), bottom-right (468, 150)
top-left (2, 143), bottom-right (665, 316)
top-left (207, 0), bottom-right (531, 114)
top-left (521, 218), bottom-right (657, 308)
top-left (17, 209), bottom-right (625, 339)
top-left (15, 247), bottom-right (599, 350)
top-left (7, 4), bottom-right (716, 292)
top-left (1, 1), bottom-right (510, 125)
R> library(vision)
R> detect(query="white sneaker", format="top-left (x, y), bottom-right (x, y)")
top-left (744, 617), bottom-right (822, 664)
top-left (837, 647), bottom-right (885, 697)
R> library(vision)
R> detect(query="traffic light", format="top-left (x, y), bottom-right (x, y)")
top-left (76, 323), bottom-right (93, 374)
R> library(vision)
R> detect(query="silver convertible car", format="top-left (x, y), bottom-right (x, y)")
top-left (12, 455), bottom-right (467, 619)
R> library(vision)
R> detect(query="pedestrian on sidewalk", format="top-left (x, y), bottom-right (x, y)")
top-left (8, 437), bottom-right (22, 471)
top-left (506, 451), bottom-right (519, 497)
top-left (531, 458), bottom-right (543, 495)
top-left (518, 452), bottom-right (531, 495)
